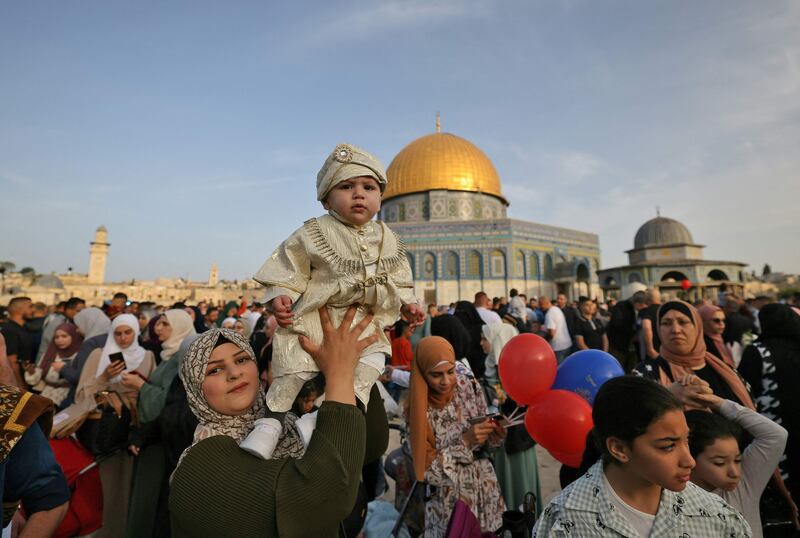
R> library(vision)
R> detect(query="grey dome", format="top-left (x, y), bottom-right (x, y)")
top-left (633, 217), bottom-right (694, 249)
top-left (35, 274), bottom-right (65, 289)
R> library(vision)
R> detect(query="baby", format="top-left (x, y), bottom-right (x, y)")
top-left (254, 143), bottom-right (424, 412)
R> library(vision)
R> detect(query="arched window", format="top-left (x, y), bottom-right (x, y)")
top-left (543, 254), bottom-right (553, 279)
top-left (661, 271), bottom-right (688, 282)
top-left (604, 276), bottom-right (618, 286)
top-left (467, 250), bottom-right (483, 278)
top-left (490, 250), bottom-right (506, 277)
top-left (707, 269), bottom-right (729, 281)
top-left (628, 272), bottom-right (643, 283)
top-left (530, 252), bottom-right (540, 279)
top-left (405, 252), bottom-right (415, 279)
top-left (422, 252), bottom-right (437, 280)
top-left (444, 251), bottom-right (460, 279)
top-left (515, 250), bottom-right (526, 278)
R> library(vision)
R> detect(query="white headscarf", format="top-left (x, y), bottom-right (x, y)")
top-left (220, 317), bottom-right (237, 330)
top-left (242, 311), bottom-right (261, 337)
top-left (161, 309), bottom-right (197, 361)
top-left (74, 307), bottom-right (112, 339)
top-left (95, 314), bottom-right (146, 381)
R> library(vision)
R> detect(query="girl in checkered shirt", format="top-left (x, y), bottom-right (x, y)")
top-left (533, 376), bottom-right (751, 537)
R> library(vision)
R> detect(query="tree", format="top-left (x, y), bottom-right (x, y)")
top-left (20, 267), bottom-right (35, 276)
top-left (762, 263), bottom-right (772, 276)
top-left (0, 261), bottom-right (15, 273)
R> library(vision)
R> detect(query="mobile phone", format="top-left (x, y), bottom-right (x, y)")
top-left (468, 413), bottom-right (501, 425)
top-left (109, 352), bottom-right (125, 365)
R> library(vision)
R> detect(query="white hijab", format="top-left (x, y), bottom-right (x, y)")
top-left (74, 307), bottom-right (112, 339)
top-left (220, 317), bottom-right (237, 329)
top-left (95, 314), bottom-right (147, 381)
top-left (161, 309), bottom-right (197, 360)
top-left (242, 311), bottom-right (261, 336)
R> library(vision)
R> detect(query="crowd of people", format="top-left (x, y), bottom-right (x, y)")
top-left (3, 141), bottom-right (800, 537)
top-left (3, 287), bottom-right (799, 537)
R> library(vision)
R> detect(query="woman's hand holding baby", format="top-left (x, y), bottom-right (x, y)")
top-left (272, 295), bottom-right (295, 327)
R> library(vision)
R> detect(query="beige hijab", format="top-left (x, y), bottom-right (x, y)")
top-left (160, 309), bottom-right (197, 360)
top-left (408, 336), bottom-right (456, 482)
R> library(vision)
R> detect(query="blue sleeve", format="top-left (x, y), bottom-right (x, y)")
top-left (3, 422), bottom-right (70, 517)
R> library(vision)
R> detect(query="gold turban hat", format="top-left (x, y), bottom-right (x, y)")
top-left (316, 143), bottom-right (388, 201)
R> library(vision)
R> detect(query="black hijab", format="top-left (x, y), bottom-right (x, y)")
top-left (443, 303), bottom-right (487, 379)
top-left (759, 304), bottom-right (800, 344)
top-left (430, 315), bottom-right (472, 362)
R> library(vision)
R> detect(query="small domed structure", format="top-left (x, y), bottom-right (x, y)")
top-left (34, 274), bottom-right (65, 289)
top-left (598, 214), bottom-right (746, 301)
top-left (633, 217), bottom-right (695, 249)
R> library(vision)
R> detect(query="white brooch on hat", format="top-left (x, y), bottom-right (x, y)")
top-left (333, 144), bottom-right (353, 163)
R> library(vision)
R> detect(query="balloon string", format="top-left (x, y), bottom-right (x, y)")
top-left (505, 407), bottom-right (522, 423)
top-left (503, 410), bottom-right (526, 427)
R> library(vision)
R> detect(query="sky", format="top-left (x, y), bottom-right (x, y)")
top-left (1, 0), bottom-right (798, 282)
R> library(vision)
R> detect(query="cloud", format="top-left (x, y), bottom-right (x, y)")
top-left (198, 176), bottom-right (296, 192)
top-left (503, 182), bottom-right (544, 209)
top-left (558, 151), bottom-right (601, 180)
top-left (0, 170), bottom-right (34, 187)
top-left (297, 0), bottom-right (495, 47)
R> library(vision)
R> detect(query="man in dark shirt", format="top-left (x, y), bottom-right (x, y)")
top-left (1, 297), bottom-right (34, 387)
top-left (573, 298), bottom-right (608, 351)
top-left (722, 294), bottom-right (755, 346)
top-left (637, 288), bottom-right (662, 361)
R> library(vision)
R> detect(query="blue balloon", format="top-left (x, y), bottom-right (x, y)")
top-left (551, 350), bottom-right (624, 406)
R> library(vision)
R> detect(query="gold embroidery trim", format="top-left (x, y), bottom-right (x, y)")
top-left (5, 391), bottom-right (31, 433)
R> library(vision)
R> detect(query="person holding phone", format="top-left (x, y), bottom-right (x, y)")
top-left (407, 336), bottom-right (506, 536)
top-left (75, 313), bottom-right (156, 537)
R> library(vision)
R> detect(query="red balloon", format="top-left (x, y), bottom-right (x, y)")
top-left (550, 450), bottom-right (583, 469)
top-left (498, 334), bottom-right (557, 404)
top-left (680, 279), bottom-right (692, 290)
top-left (525, 390), bottom-right (593, 464)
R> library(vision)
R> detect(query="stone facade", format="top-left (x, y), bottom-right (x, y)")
top-left (382, 191), bottom-right (601, 305)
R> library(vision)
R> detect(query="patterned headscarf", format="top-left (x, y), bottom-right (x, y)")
top-left (179, 328), bottom-right (265, 450)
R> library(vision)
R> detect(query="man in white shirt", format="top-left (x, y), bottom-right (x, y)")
top-left (507, 289), bottom-right (528, 325)
top-left (474, 291), bottom-right (502, 325)
top-left (540, 296), bottom-right (573, 363)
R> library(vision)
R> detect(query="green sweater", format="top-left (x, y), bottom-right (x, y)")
top-left (169, 399), bottom-right (380, 537)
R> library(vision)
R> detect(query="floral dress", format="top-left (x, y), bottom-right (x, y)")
top-left (423, 372), bottom-right (505, 536)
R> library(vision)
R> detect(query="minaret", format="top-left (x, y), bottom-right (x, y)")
top-left (208, 263), bottom-right (219, 286)
top-left (88, 226), bottom-right (110, 284)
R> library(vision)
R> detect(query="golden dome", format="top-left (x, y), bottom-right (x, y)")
top-left (384, 132), bottom-right (507, 204)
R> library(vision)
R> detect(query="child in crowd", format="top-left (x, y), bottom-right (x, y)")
top-left (292, 378), bottom-right (322, 417)
top-left (534, 376), bottom-right (752, 537)
top-left (684, 374), bottom-right (787, 537)
top-left (254, 143), bottom-right (424, 412)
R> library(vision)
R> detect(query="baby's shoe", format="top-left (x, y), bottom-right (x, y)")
top-left (240, 418), bottom-right (282, 459)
